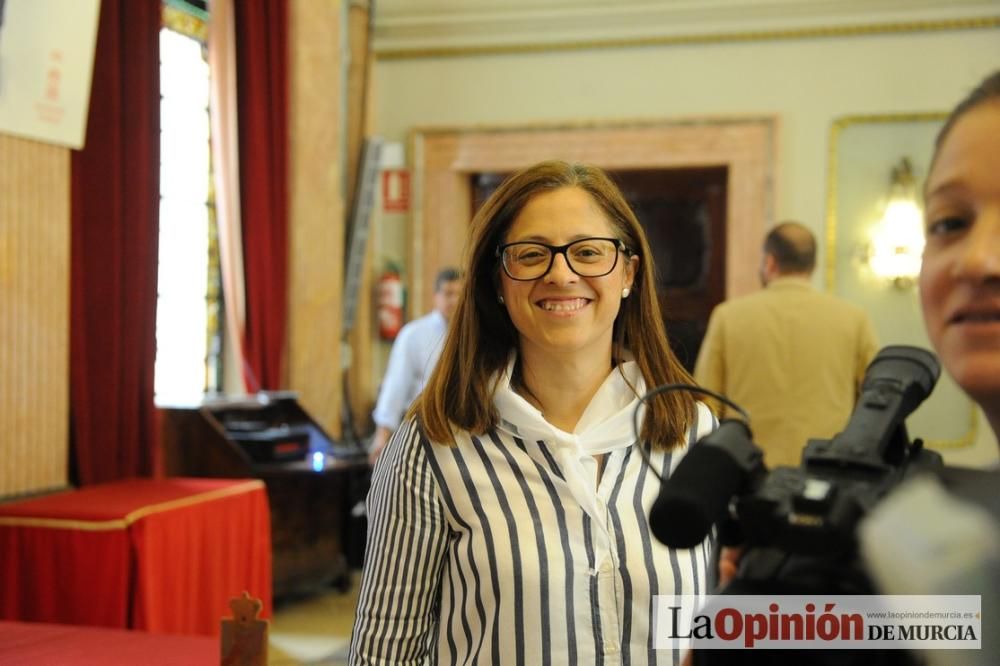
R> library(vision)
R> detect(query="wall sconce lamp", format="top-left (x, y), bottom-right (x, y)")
top-left (867, 157), bottom-right (925, 288)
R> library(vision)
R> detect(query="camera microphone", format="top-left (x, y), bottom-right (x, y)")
top-left (649, 419), bottom-right (765, 548)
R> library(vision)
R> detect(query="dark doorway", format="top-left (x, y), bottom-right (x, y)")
top-left (471, 172), bottom-right (509, 218)
top-left (469, 167), bottom-right (728, 373)
top-left (612, 167), bottom-right (728, 371)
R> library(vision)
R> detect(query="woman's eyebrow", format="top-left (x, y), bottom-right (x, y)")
top-left (507, 233), bottom-right (603, 243)
top-left (507, 235), bottom-right (551, 243)
top-left (924, 177), bottom-right (968, 201)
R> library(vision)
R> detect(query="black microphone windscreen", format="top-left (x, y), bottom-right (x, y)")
top-left (650, 442), bottom-right (746, 548)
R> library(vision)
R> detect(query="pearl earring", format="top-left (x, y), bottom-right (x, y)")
top-left (498, 295), bottom-right (505, 304)
top-left (622, 288), bottom-right (630, 298)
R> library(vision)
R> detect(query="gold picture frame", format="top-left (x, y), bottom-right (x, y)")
top-left (823, 111), bottom-right (977, 450)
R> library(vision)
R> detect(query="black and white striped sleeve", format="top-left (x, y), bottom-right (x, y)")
top-left (349, 419), bottom-right (450, 665)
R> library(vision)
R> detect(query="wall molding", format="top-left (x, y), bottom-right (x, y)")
top-left (374, 0), bottom-right (1000, 59)
top-left (408, 116), bottom-right (776, 318)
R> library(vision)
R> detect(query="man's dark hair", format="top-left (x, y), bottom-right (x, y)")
top-left (764, 221), bottom-right (816, 274)
top-left (434, 267), bottom-right (463, 293)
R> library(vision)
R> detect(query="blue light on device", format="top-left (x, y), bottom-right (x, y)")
top-left (311, 451), bottom-right (324, 472)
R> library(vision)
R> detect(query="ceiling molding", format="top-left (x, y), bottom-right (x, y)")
top-left (373, 0), bottom-right (1000, 59)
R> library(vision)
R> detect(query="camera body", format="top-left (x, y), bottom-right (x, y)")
top-left (650, 345), bottom-right (945, 594)
top-left (726, 440), bottom-right (944, 600)
top-left (650, 345), bottom-right (999, 663)
top-left (736, 434), bottom-right (943, 560)
top-left (731, 346), bottom-right (944, 593)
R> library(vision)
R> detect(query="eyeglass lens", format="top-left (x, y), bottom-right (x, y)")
top-left (502, 238), bottom-right (620, 280)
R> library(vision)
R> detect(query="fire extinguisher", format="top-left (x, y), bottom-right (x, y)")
top-left (377, 265), bottom-right (404, 341)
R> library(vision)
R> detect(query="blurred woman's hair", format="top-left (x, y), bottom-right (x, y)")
top-left (930, 70), bottom-right (1000, 174)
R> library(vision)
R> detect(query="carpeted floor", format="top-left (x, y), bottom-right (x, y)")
top-left (267, 575), bottom-right (360, 665)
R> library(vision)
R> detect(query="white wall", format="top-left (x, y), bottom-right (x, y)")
top-left (375, 28), bottom-right (998, 258)
top-left (371, 26), bottom-right (1000, 464)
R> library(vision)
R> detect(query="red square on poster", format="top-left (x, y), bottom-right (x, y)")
top-left (382, 170), bottom-right (410, 213)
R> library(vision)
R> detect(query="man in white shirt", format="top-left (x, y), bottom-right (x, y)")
top-left (369, 267), bottom-right (463, 463)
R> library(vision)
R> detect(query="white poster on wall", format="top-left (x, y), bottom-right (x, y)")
top-left (0, 0), bottom-right (101, 149)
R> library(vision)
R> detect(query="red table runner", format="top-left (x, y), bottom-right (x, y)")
top-left (0, 620), bottom-right (218, 665)
top-left (0, 478), bottom-right (271, 636)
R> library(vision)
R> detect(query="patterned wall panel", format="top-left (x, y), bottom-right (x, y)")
top-left (0, 135), bottom-right (70, 498)
top-left (287, 0), bottom-right (345, 438)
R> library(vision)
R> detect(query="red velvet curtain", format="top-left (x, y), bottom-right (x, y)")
top-left (234, 1), bottom-right (289, 391)
top-left (69, 0), bottom-right (161, 485)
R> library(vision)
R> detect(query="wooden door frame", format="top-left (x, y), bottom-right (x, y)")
top-left (408, 118), bottom-right (777, 316)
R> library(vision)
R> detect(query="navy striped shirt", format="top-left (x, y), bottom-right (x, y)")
top-left (351, 366), bottom-right (717, 665)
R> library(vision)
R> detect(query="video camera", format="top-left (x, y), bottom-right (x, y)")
top-left (644, 344), bottom-right (1000, 664)
top-left (648, 345), bottom-right (946, 595)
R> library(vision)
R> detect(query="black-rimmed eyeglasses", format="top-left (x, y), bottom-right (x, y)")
top-left (497, 237), bottom-right (632, 281)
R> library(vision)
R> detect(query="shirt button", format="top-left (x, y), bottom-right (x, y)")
top-left (600, 560), bottom-right (613, 574)
top-left (606, 641), bottom-right (620, 654)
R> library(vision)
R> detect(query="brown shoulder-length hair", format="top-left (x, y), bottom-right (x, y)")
top-left (413, 160), bottom-right (697, 450)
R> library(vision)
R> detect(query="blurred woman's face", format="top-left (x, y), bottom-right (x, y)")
top-left (919, 101), bottom-right (1000, 408)
top-left (499, 186), bottom-right (637, 363)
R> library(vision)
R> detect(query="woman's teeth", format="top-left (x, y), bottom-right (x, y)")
top-left (540, 299), bottom-right (587, 312)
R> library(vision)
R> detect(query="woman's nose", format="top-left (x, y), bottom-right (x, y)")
top-left (953, 209), bottom-right (1000, 281)
top-left (544, 251), bottom-right (577, 283)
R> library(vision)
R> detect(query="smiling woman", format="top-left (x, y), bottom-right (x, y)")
top-left (419, 161), bottom-right (700, 450)
top-left (855, 71), bottom-right (1000, 666)
top-left (918, 71), bottom-right (1000, 442)
top-left (350, 161), bottom-right (718, 665)
top-left (497, 188), bottom-right (637, 402)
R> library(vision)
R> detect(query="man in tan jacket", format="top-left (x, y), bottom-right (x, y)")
top-left (694, 221), bottom-right (879, 468)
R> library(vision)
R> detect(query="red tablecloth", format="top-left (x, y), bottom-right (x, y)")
top-left (0, 478), bottom-right (271, 636)
top-left (0, 620), bottom-right (218, 665)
